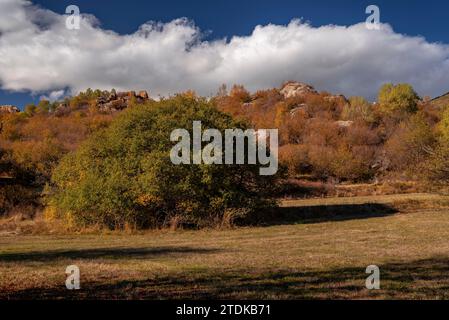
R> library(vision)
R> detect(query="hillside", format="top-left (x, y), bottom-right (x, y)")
top-left (1, 81), bottom-right (448, 220)
top-left (430, 92), bottom-right (449, 109)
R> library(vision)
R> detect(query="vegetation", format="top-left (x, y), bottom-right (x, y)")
top-left (47, 96), bottom-right (277, 229)
top-left (2, 82), bottom-right (449, 299)
top-left (378, 83), bottom-right (419, 116)
top-left (0, 81), bottom-right (448, 228)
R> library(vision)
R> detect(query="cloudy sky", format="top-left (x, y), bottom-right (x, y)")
top-left (1, 0), bottom-right (449, 107)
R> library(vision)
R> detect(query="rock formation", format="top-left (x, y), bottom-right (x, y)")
top-left (280, 81), bottom-right (318, 99)
top-left (289, 104), bottom-right (308, 117)
top-left (335, 120), bottom-right (354, 128)
top-left (54, 90), bottom-right (151, 115)
top-left (0, 105), bottom-right (20, 114)
top-left (97, 90), bottom-right (150, 112)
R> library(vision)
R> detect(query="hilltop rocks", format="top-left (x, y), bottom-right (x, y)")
top-left (280, 81), bottom-right (348, 104)
top-left (0, 105), bottom-right (20, 114)
top-left (138, 91), bottom-right (149, 99)
top-left (52, 90), bottom-right (151, 116)
top-left (280, 81), bottom-right (318, 99)
top-left (97, 90), bottom-right (150, 113)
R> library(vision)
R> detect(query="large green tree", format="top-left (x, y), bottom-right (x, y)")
top-left (47, 96), bottom-right (278, 229)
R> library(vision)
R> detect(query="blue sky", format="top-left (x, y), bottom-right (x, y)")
top-left (32, 0), bottom-right (449, 41)
top-left (1, 0), bottom-right (449, 108)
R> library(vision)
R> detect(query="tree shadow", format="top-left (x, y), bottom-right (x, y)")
top-left (252, 203), bottom-right (398, 226)
top-left (0, 246), bottom-right (220, 263)
top-left (4, 256), bottom-right (449, 300)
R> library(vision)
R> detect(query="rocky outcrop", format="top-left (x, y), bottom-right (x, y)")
top-left (53, 90), bottom-right (151, 116)
top-left (97, 90), bottom-right (150, 112)
top-left (335, 120), bottom-right (354, 128)
top-left (280, 81), bottom-right (318, 99)
top-left (280, 82), bottom-right (348, 105)
top-left (0, 105), bottom-right (20, 114)
top-left (138, 91), bottom-right (149, 99)
top-left (289, 104), bottom-right (308, 117)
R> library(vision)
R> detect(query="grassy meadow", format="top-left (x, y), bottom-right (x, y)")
top-left (2, 193), bottom-right (449, 300)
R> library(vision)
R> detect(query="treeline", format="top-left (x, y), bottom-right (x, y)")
top-left (1, 83), bottom-right (449, 228)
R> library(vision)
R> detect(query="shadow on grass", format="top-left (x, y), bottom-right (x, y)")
top-left (252, 203), bottom-right (398, 226)
top-left (3, 256), bottom-right (449, 300)
top-left (0, 246), bottom-right (220, 262)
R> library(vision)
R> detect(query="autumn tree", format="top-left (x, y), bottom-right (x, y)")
top-left (229, 85), bottom-right (251, 103)
top-left (378, 83), bottom-right (419, 116)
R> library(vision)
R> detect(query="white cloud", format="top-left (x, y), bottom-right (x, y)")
top-left (39, 89), bottom-right (66, 102)
top-left (1, 0), bottom-right (449, 100)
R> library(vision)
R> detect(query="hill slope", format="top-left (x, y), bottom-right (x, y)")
top-left (431, 92), bottom-right (449, 109)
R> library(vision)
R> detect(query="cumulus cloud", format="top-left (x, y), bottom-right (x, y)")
top-left (39, 89), bottom-right (66, 102)
top-left (1, 0), bottom-right (449, 100)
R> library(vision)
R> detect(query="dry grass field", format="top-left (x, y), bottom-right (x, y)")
top-left (1, 193), bottom-right (449, 300)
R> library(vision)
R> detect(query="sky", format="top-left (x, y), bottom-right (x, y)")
top-left (1, 0), bottom-right (449, 108)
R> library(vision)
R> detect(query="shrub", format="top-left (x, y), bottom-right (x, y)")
top-left (422, 110), bottom-right (449, 186)
top-left (341, 96), bottom-right (376, 124)
top-left (438, 106), bottom-right (449, 142)
top-left (385, 112), bottom-right (435, 173)
top-left (279, 144), bottom-right (310, 176)
top-left (47, 96), bottom-right (278, 229)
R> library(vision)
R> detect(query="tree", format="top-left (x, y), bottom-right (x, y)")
top-left (48, 96), bottom-right (278, 229)
top-left (216, 84), bottom-right (228, 97)
top-left (378, 83), bottom-right (419, 116)
top-left (229, 85), bottom-right (251, 103)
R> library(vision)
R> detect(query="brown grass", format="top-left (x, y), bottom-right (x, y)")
top-left (1, 193), bottom-right (449, 299)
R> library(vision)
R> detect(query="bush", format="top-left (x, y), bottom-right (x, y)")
top-left (279, 144), bottom-right (310, 176)
top-left (0, 184), bottom-right (41, 217)
top-left (47, 96), bottom-right (278, 229)
top-left (422, 110), bottom-right (449, 186)
top-left (421, 141), bottom-right (449, 186)
top-left (438, 106), bottom-right (449, 142)
top-left (341, 96), bottom-right (376, 124)
top-left (385, 112), bottom-right (435, 173)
